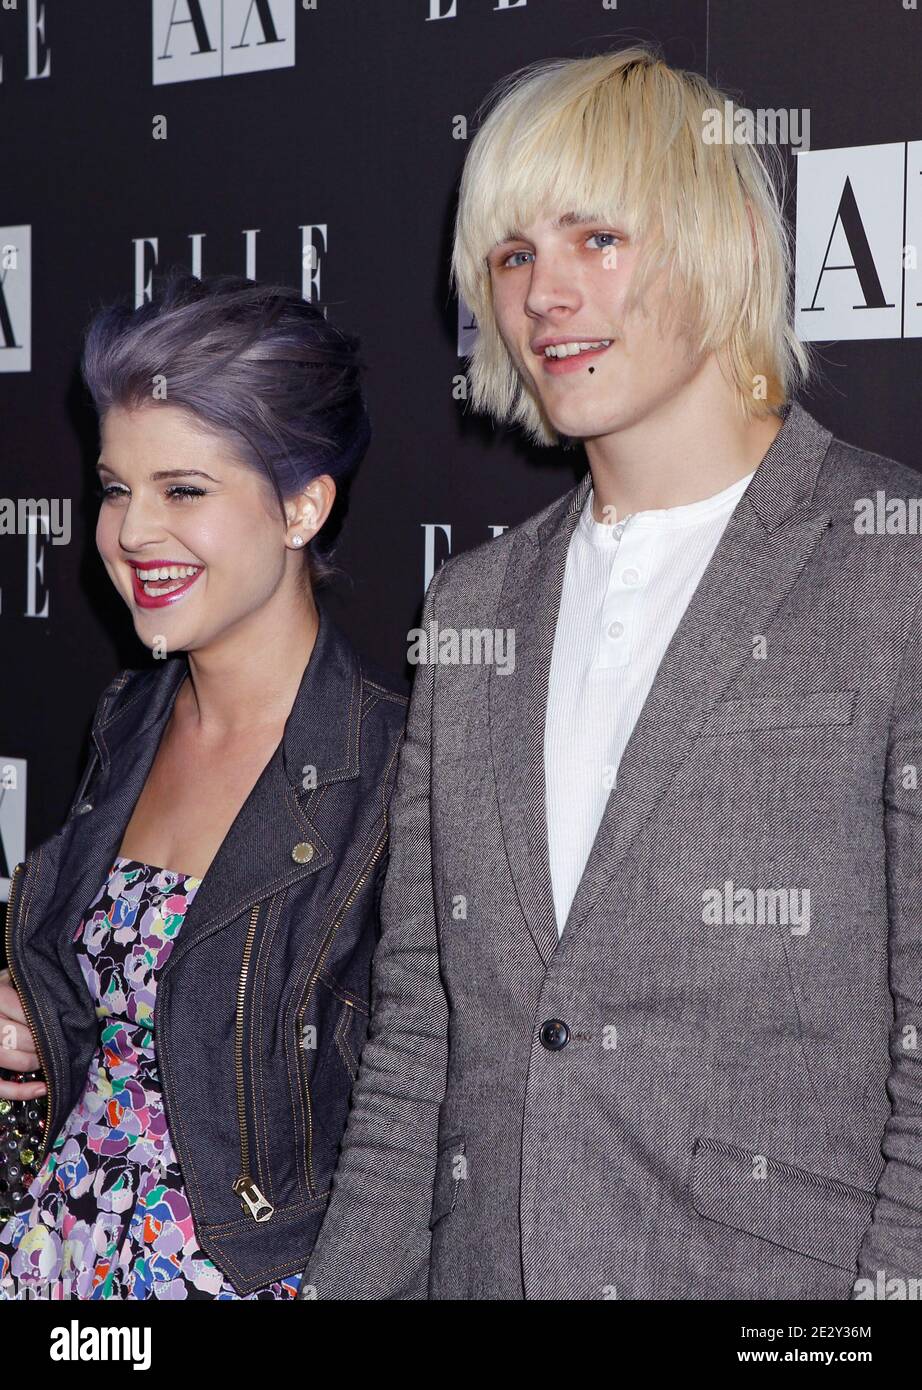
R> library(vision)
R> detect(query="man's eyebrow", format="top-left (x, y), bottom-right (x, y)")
top-left (491, 211), bottom-right (608, 247)
top-left (95, 462), bottom-right (219, 482)
top-left (552, 210), bottom-right (607, 229)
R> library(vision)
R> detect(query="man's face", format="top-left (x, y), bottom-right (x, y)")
top-left (487, 211), bottom-right (707, 440)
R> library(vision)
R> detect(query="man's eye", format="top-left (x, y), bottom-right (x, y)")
top-left (501, 249), bottom-right (534, 269)
top-left (587, 232), bottom-right (621, 250)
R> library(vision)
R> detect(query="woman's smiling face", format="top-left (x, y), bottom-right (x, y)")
top-left (96, 402), bottom-right (294, 654)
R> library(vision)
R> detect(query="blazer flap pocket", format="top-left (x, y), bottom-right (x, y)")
top-left (690, 689), bottom-right (857, 737)
top-left (690, 1137), bottom-right (875, 1272)
top-left (428, 1133), bottom-right (466, 1229)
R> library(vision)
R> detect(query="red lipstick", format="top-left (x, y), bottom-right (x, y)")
top-left (129, 562), bottom-right (204, 610)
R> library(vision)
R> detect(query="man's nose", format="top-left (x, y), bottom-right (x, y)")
top-left (524, 252), bottom-right (581, 318)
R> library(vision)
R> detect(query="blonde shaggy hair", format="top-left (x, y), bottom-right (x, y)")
top-left (450, 44), bottom-right (812, 447)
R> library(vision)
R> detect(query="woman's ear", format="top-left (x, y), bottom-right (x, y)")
top-left (284, 475), bottom-right (337, 548)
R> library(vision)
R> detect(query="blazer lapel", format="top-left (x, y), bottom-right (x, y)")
top-left (558, 400), bottom-right (835, 947)
top-left (489, 471), bottom-right (592, 966)
top-left (489, 400), bottom-right (835, 969)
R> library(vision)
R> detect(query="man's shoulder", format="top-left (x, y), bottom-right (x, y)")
top-left (822, 429), bottom-right (921, 500)
top-left (818, 429), bottom-right (922, 567)
top-left (430, 471), bottom-right (586, 601)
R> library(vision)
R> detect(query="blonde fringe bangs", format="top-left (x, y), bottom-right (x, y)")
top-left (450, 45), bottom-right (811, 446)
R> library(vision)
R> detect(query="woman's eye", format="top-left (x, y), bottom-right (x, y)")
top-left (95, 483), bottom-right (206, 502)
top-left (166, 485), bottom-right (206, 500)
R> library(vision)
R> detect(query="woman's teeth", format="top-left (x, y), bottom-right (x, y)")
top-left (136, 564), bottom-right (201, 596)
top-left (544, 339), bottom-right (612, 358)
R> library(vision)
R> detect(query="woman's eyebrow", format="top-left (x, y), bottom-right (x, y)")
top-left (95, 462), bottom-right (219, 482)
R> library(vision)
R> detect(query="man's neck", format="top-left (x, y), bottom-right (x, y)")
top-left (583, 373), bottom-right (785, 525)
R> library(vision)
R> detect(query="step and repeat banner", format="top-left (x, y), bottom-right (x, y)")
top-left (2, 0), bottom-right (922, 898)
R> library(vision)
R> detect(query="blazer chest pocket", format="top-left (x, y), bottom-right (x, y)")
top-left (428, 1134), bottom-right (466, 1229)
top-left (689, 1136), bottom-right (876, 1272)
top-left (689, 688), bottom-right (857, 737)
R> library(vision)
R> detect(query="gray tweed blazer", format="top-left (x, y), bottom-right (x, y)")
top-left (301, 400), bottom-right (922, 1299)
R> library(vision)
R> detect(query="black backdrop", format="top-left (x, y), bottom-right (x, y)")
top-left (3, 0), bottom-right (922, 919)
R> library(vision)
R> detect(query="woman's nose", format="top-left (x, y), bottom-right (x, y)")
top-left (116, 496), bottom-right (169, 552)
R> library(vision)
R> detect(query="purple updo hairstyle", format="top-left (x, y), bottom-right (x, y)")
top-left (80, 268), bottom-right (372, 588)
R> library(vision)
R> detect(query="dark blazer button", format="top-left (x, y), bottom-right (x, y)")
top-left (75, 801), bottom-right (93, 815)
top-left (539, 1018), bottom-right (570, 1050)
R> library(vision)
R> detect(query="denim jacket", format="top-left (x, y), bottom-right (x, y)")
top-left (3, 596), bottom-right (407, 1294)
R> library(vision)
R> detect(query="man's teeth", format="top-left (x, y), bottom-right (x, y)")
top-left (544, 339), bottom-right (612, 358)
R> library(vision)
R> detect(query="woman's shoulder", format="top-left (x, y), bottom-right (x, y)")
top-left (88, 659), bottom-right (181, 732)
top-left (358, 658), bottom-right (409, 738)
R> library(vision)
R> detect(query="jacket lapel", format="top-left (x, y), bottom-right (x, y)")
top-left (490, 400), bottom-right (835, 967)
top-left (51, 596), bottom-right (362, 971)
top-left (561, 400), bottom-right (835, 947)
top-left (489, 472), bottom-right (592, 965)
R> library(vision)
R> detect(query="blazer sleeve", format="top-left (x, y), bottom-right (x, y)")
top-left (852, 588), bottom-right (922, 1295)
top-left (299, 564), bottom-right (451, 1299)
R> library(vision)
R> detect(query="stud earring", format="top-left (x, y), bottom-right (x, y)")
top-left (292, 535), bottom-right (305, 548)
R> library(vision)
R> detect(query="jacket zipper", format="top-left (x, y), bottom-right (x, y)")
top-left (232, 901), bottom-right (274, 1222)
top-left (296, 824), bottom-right (388, 1194)
top-left (3, 859), bottom-right (54, 1169)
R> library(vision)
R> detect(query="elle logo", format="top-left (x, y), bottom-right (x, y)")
top-left (795, 140), bottom-right (922, 340)
top-left (425, 0), bottom-right (527, 17)
top-left (0, 0), bottom-right (51, 85)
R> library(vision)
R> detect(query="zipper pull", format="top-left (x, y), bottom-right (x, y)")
top-left (233, 1175), bottom-right (274, 1222)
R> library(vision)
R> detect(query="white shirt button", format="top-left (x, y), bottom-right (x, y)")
top-left (607, 620), bottom-right (625, 640)
top-left (621, 567), bottom-right (641, 586)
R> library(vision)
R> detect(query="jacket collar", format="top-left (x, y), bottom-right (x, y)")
top-left (91, 591), bottom-right (363, 792)
top-left (37, 594), bottom-right (367, 972)
top-left (531, 399), bottom-right (833, 548)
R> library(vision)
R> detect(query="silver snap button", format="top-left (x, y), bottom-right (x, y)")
top-left (291, 841), bottom-right (314, 864)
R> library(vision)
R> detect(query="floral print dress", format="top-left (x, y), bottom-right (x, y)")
top-left (0, 856), bottom-right (302, 1300)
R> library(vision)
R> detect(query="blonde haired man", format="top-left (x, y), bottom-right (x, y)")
top-left (301, 46), bottom-right (922, 1300)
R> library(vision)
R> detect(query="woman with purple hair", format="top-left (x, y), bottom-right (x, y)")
top-left (0, 270), bottom-right (407, 1299)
